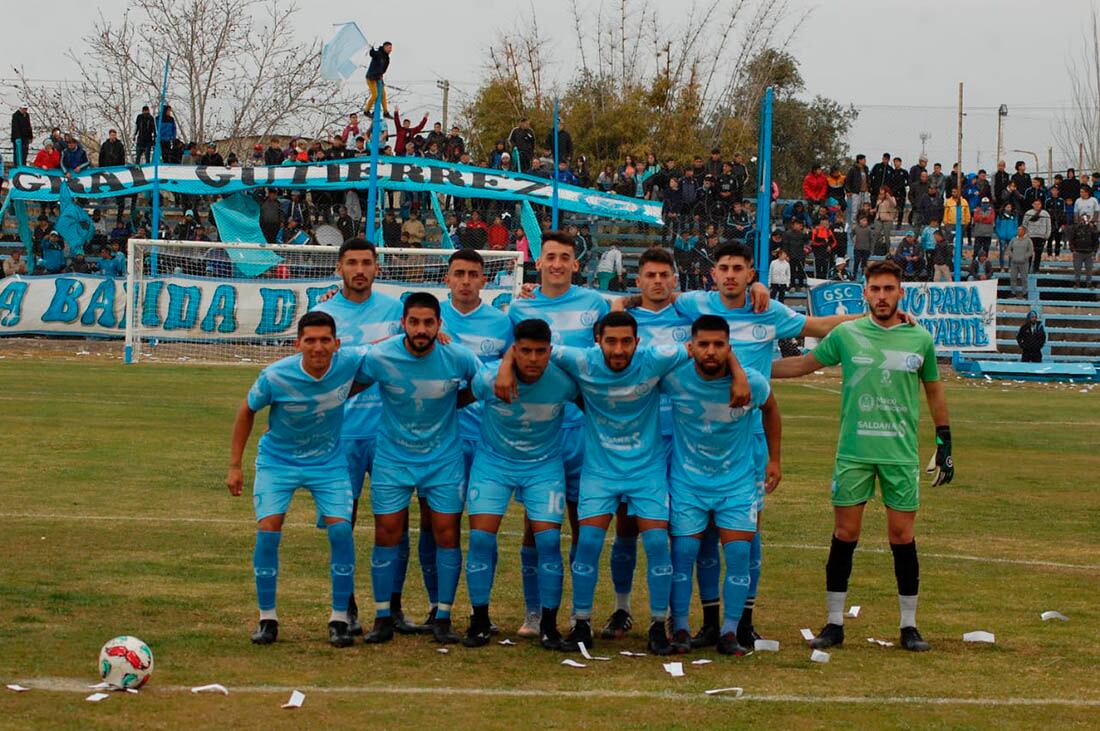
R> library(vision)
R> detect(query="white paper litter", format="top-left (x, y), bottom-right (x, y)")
top-left (88, 682), bottom-right (111, 690)
top-left (846, 605), bottom-right (861, 618)
top-left (800, 628), bottom-right (814, 641)
top-left (498, 639), bottom-right (517, 646)
top-left (85, 693), bottom-right (110, 703)
top-left (125, 689), bottom-right (139, 695)
top-left (705, 687), bottom-right (744, 697)
top-left (754, 639), bottom-right (780, 652)
top-left (577, 642), bottom-right (610, 661)
top-left (663, 662), bottom-right (685, 677)
top-left (810, 649), bottom-right (831, 663)
top-left (436, 648), bottom-right (449, 654)
top-left (619, 650), bottom-right (646, 657)
top-left (6, 685), bottom-right (29, 692)
top-left (963, 630), bottom-right (995, 643)
top-left (1041, 611), bottom-right (1069, 622)
top-left (866, 637), bottom-right (894, 647)
top-left (561, 659), bottom-right (587, 668)
top-left (691, 658), bottom-right (713, 665)
top-left (191, 684), bottom-right (229, 695)
top-left (281, 689), bottom-right (305, 709)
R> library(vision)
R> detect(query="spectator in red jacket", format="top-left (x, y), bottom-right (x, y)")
top-left (486, 215), bottom-right (510, 251)
top-left (803, 164), bottom-right (828, 206)
top-left (33, 143), bottom-right (61, 170)
top-left (392, 105), bottom-right (428, 156)
top-left (809, 216), bottom-right (838, 279)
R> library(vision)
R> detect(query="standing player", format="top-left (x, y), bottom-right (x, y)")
top-left (225, 312), bottom-right (361, 648)
top-left (664, 315), bottom-right (782, 656)
top-left (771, 259), bottom-right (954, 651)
top-left (357, 293), bottom-right (483, 645)
top-left (497, 311), bottom-right (751, 654)
top-left (462, 319), bottom-right (579, 649)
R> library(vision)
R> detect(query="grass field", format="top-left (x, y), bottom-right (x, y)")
top-left (1, 351), bottom-right (1098, 729)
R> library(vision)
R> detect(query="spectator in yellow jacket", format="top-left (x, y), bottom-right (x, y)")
top-left (943, 191), bottom-right (971, 243)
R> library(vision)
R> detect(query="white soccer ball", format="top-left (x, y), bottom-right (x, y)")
top-left (98, 636), bottom-right (154, 690)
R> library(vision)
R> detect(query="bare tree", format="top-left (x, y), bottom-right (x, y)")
top-left (8, 0), bottom-right (359, 160)
top-left (1056, 6), bottom-right (1100, 171)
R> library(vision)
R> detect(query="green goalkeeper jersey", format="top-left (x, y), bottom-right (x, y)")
top-left (812, 317), bottom-right (939, 466)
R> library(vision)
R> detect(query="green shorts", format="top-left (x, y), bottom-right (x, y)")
top-left (830, 459), bottom-right (920, 512)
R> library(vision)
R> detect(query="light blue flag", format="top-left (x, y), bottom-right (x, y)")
top-left (321, 22), bottom-right (368, 82)
top-left (212, 192), bottom-right (284, 276)
top-left (430, 193), bottom-right (451, 248)
top-left (520, 201), bottom-right (543, 260)
top-left (226, 246), bottom-right (283, 278)
top-left (56, 183), bottom-right (94, 250)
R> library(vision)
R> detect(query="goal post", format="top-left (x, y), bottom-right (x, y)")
top-left (124, 239), bottom-right (524, 364)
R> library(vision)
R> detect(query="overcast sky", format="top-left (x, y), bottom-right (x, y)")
top-left (3, 0), bottom-right (1096, 173)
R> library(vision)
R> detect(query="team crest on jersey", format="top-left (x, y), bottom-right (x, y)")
top-left (858, 394), bottom-right (875, 412)
top-left (672, 326), bottom-right (689, 342)
top-left (634, 382), bottom-right (653, 397)
top-left (480, 339), bottom-right (499, 355)
top-left (580, 310), bottom-right (598, 327)
top-left (905, 354), bottom-right (923, 371)
top-left (752, 324), bottom-right (768, 341)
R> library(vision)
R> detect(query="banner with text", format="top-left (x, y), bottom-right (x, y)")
top-left (0, 274), bottom-right (515, 340)
top-left (6, 158), bottom-right (663, 225)
top-left (806, 278), bottom-right (998, 352)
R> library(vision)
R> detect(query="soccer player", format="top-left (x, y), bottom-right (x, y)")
top-left (771, 259), bottom-right (954, 652)
top-left (497, 311), bottom-right (751, 654)
top-left (357, 292), bottom-right (482, 645)
top-left (225, 311), bottom-right (362, 648)
top-left (664, 315), bottom-right (781, 656)
top-left (462, 319), bottom-right (579, 649)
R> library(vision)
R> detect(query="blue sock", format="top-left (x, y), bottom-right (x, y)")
top-left (436, 546), bottom-right (462, 619)
top-left (571, 525), bottom-right (607, 619)
top-left (569, 540), bottom-right (577, 568)
top-left (721, 540), bottom-right (752, 636)
top-left (533, 528), bottom-right (563, 610)
top-left (370, 544), bottom-right (398, 618)
top-left (641, 528), bottom-right (673, 620)
top-left (670, 536), bottom-right (700, 632)
top-left (392, 530), bottom-right (410, 600)
top-left (520, 544), bottom-right (540, 614)
top-left (253, 530), bottom-right (281, 613)
top-left (748, 530), bottom-right (762, 600)
top-left (610, 535), bottom-right (638, 596)
top-left (696, 523), bottom-right (721, 603)
top-left (327, 521), bottom-right (355, 613)
top-left (465, 530), bottom-right (497, 608)
top-left (418, 529), bottom-right (438, 606)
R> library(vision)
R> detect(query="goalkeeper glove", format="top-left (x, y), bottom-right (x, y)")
top-left (925, 425), bottom-right (954, 486)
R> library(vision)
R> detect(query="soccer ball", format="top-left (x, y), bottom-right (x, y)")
top-left (98, 636), bottom-right (154, 689)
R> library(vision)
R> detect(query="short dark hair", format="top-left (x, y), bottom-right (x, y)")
top-left (297, 310), bottom-right (336, 337)
top-left (338, 238), bottom-right (377, 260)
top-left (514, 318), bottom-right (551, 343)
top-left (638, 247), bottom-right (675, 270)
top-left (691, 314), bottom-right (730, 337)
top-left (403, 291), bottom-right (441, 318)
top-left (865, 258), bottom-right (903, 282)
top-left (713, 242), bottom-right (754, 265)
top-left (596, 310), bottom-right (637, 338)
top-left (541, 230), bottom-right (576, 252)
top-left (448, 248), bottom-right (484, 269)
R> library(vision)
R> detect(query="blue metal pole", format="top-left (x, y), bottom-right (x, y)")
top-left (552, 98), bottom-right (560, 229)
top-left (366, 79), bottom-right (384, 244)
top-left (151, 56), bottom-right (170, 273)
top-left (953, 197), bottom-right (963, 281)
top-left (754, 87), bottom-right (774, 285)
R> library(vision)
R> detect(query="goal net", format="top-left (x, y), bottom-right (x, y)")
top-left (124, 239), bottom-right (524, 364)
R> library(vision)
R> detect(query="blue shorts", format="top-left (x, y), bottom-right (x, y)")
top-left (343, 437), bottom-right (376, 499)
top-left (370, 455), bottom-right (467, 515)
top-left (578, 469), bottom-right (668, 522)
top-left (468, 450), bottom-right (567, 524)
top-left (753, 432), bottom-right (768, 513)
top-left (253, 460), bottom-right (354, 523)
top-left (562, 426), bottom-right (584, 504)
top-left (669, 481), bottom-right (757, 537)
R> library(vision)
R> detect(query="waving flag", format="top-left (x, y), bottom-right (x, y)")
top-left (56, 183), bottom-right (94, 250)
top-left (321, 22), bottom-right (368, 81)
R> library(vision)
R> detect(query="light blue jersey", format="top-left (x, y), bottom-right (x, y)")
top-left (660, 363), bottom-right (771, 493)
top-left (674, 292), bottom-right (804, 434)
top-left (312, 291), bottom-right (403, 439)
top-left (441, 300), bottom-right (513, 444)
top-left (247, 348), bottom-right (363, 468)
top-left (355, 336), bottom-right (483, 466)
top-left (472, 361), bottom-right (579, 463)
top-left (551, 344), bottom-right (689, 479)
top-left (630, 304), bottom-right (692, 438)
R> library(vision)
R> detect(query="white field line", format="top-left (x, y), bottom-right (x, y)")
top-left (0, 512), bottom-right (1095, 571)
top-left (12, 677), bottom-right (1100, 707)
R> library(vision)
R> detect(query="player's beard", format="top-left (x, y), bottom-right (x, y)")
top-left (697, 360), bottom-right (726, 377)
top-left (406, 334), bottom-right (437, 354)
top-left (871, 301), bottom-right (899, 322)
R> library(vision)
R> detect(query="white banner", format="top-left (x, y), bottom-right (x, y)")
top-left (806, 278), bottom-right (998, 352)
top-left (0, 274), bottom-right (513, 340)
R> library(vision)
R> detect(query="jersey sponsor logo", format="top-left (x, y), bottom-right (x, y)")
top-left (852, 355), bottom-right (874, 365)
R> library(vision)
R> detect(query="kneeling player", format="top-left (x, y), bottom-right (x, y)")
top-left (462, 319), bottom-right (579, 648)
top-left (665, 316), bottom-right (781, 655)
top-left (225, 312), bottom-right (361, 648)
